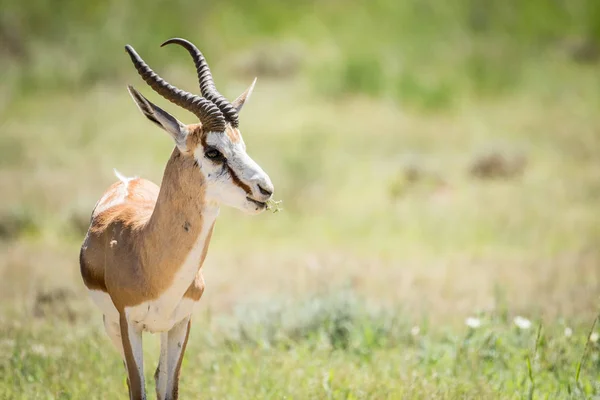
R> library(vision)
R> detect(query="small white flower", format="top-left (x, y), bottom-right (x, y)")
top-left (590, 332), bottom-right (599, 343)
top-left (514, 316), bottom-right (532, 330)
top-left (465, 317), bottom-right (482, 329)
top-left (410, 326), bottom-right (420, 336)
top-left (564, 327), bottom-right (573, 337)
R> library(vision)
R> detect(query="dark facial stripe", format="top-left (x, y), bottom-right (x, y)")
top-left (227, 165), bottom-right (253, 196)
top-left (201, 129), bottom-right (252, 195)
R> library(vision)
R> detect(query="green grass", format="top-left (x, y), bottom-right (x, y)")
top-left (1, 67), bottom-right (600, 398)
top-left (2, 0), bottom-right (600, 398)
top-left (1, 293), bottom-right (599, 399)
top-left (2, 0), bottom-right (599, 106)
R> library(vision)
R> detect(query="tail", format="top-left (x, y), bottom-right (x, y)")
top-left (113, 168), bottom-right (130, 183)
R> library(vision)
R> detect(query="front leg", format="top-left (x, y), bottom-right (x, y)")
top-left (154, 332), bottom-right (169, 400)
top-left (156, 316), bottom-right (191, 400)
top-left (120, 313), bottom-right (146, 400)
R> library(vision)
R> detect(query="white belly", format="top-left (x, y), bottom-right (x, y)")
top-left (87, 205), bottom-right (216, 333)
top-left (88, 289), bottom-right (197, 333)
top-left (125, 297), bottom-right (197, 333)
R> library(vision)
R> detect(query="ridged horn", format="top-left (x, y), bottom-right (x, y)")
top-left (161, 38), bottom-right (240, 127)
top-left (125, 44), bottom-right (226, 133)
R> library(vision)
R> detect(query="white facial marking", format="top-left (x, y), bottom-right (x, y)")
top-left (194, 130), bottom-right (273, 214)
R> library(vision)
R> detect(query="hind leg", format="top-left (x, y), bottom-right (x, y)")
top-left (103, 316), bottom-right (131, 396)
top-left (166, 316), bottom-right (191, 400)
top-left (120, 313), bottom-right (146, 400)
top-left (154, 332), bottom-right (169, 400)
top-left (104, 315), bottom-right (125, 359)
top-left (153, 316), bottom-right (192, 400)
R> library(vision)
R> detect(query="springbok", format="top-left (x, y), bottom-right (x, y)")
top-left (79, 38), bottom-right (274, 400)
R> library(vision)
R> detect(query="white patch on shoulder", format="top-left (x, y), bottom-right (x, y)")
top-left (124, 208), bottom-right (218, 333)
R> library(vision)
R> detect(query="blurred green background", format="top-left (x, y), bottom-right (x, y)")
top-left (1, 0), bottom-right (600, 398)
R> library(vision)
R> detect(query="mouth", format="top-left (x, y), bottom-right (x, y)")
top-left (246, 197), bottom-right (267, 208)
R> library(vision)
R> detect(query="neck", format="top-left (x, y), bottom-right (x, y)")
top-left (141, 147), bottom-right (219, 274)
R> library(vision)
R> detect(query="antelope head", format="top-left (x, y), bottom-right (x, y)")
top-left (125, 38), bottom-right (274, 214)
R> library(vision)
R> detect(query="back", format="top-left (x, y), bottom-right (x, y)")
top-left (80, 176), bottom-right (160, 292)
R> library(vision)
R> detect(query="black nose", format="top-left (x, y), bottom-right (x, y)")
top-left (257, 184), bottom-right (272, 197)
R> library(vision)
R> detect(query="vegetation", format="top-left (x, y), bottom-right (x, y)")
top-left (2, 0), bottom-right (600, 104)
top-left (2, 292), bottom-right (600, 399)
top-left (1, 0), bottom-right (599, 398)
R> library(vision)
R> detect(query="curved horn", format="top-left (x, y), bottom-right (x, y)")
top-left (161, 38), bottom-right (240, 127)
top-left (125, 44), bottom-right (225, 133)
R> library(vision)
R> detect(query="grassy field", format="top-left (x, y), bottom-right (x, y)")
top-left (1, 294), bottom-right (598, 399)
top-left (1, 0), bottom-right (600, 398)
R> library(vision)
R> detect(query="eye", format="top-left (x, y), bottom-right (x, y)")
top-left (205, 148), bottom-right (224, 162)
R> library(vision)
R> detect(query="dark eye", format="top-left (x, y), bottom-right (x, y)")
top-left (205, 148), bottom-right (224, 162)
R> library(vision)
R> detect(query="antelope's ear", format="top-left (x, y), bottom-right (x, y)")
top-left (127, 85), bottom-right (189, 151)
top-left (231, 77), bottom-right (257, 113)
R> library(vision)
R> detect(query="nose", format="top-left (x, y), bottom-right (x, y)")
top-left (257, 182), bottom-right (273, 198)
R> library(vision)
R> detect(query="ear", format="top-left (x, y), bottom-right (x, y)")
top-left (231, 77), bottom-right (257, 112)
top-left (127, 85), bottom-right (189, 151)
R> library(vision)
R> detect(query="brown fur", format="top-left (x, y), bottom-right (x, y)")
top-left (80, 145), bottom-right (212, 311)
top-left (225, 125), bottom-right (241, 143)
top-left (80, 247), bottom-right (107, 292)
top-left (185, 124), bottom-right (204, 150)
top-left (79, 120), bottom-right (251, 399)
